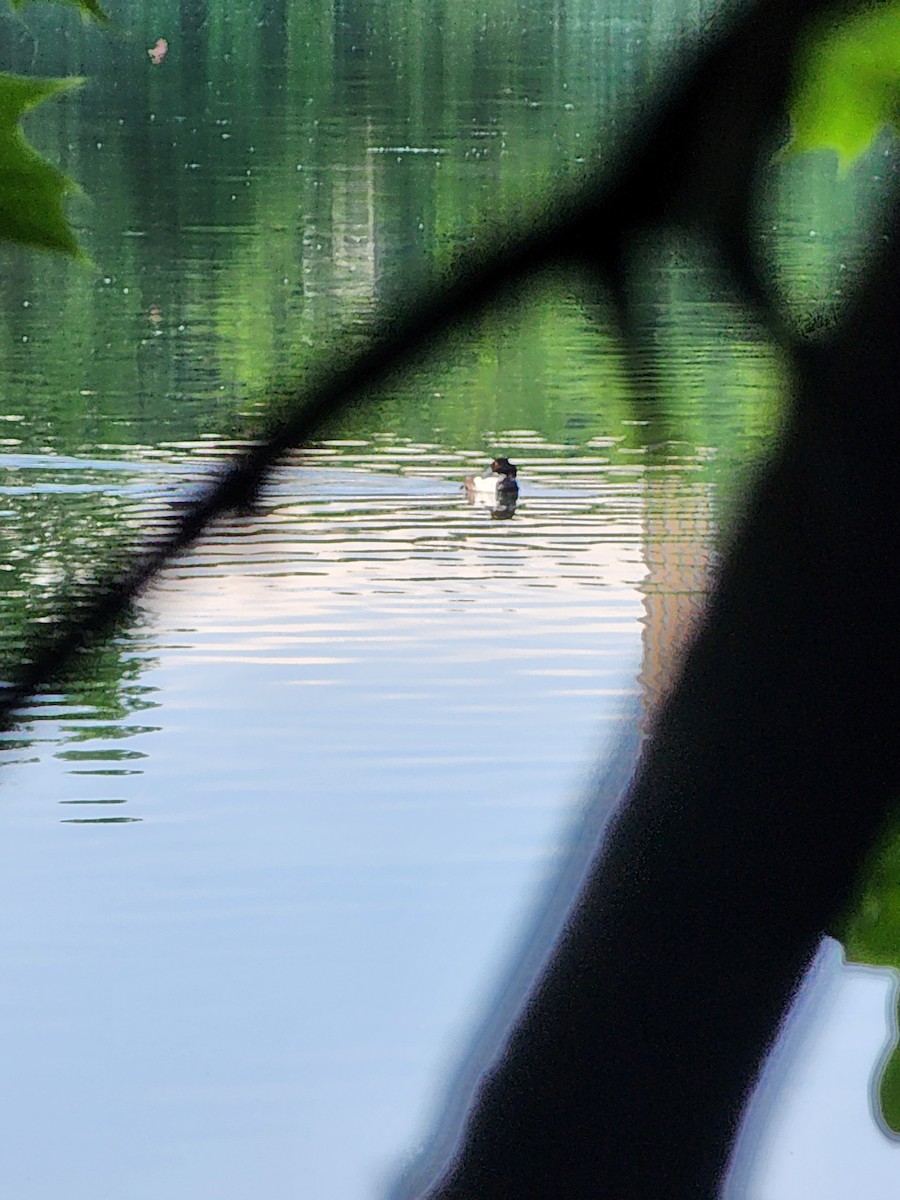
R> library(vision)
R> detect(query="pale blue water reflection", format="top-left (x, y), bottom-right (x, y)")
top-left (0, 446), bottom-right (644, 1198)
top-left (0, 447), bottom-right (896, 1199)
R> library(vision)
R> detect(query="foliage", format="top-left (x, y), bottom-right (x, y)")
top-left (789, 1), bottom-right (900, 168)
top-left (0, 0), bottom-right (106, 254)
top-left (833, 813), bottom-right (900, 1132)
top-left (0, 72), bottom-right (83, 254)
top-left (10, 0), bottom-right (106, 21)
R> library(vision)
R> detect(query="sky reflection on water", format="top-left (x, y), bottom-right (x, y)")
top-left (0, 451), bottom-right (644, 1198)
top-left (0, 449), bottom-right (895, 1197)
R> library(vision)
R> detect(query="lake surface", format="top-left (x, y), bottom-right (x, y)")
top-left (0, 1), bottom-right (898, 1196)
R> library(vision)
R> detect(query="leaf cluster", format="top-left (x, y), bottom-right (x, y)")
top-left (790, 2), bottom-right (900, 167)
top-left (0, 0), bottom-right (104, 254)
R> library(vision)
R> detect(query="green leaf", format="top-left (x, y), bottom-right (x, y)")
top-left (9, 0), bottom-right (108, 23)
top-left (0, 72), bottom-right (83, 256)
top-left (879, 1048), bottom-right (900, 1135)
top-left (789, 3), bottom-right (900, 169)
top-left (833, 811), bottom-right (900, 1131)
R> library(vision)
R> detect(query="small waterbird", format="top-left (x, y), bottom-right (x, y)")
top-left (464, 457), bottom-right (519, 501)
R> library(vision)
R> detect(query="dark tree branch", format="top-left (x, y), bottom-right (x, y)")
top-left (390, 4), bottom-right (900, 1199)
top-left (406, 222), bottom-right (900, 1193)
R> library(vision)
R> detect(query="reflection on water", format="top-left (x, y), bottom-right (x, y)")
top-left (0, 438), bottom-right (650, 1199)
top-left (0, 435), bottom-right (646, 818)
top-left (0, 429), bottom-right (875, 1199)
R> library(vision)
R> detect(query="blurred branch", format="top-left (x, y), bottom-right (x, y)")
top-left (395, 3), bottom-right (900, 1198)
top-left (406, 227), bottom-right (900, 1195)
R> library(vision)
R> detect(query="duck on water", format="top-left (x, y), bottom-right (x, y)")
top-left (464, 457), bottom-right (518, 500)
top-left (463, 457), bottom-right (519, 520)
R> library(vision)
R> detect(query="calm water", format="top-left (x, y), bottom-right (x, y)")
top-left (0, 444), bottom-right (647, 1199)
top-left (0, 1), bottom-right (898, 1196)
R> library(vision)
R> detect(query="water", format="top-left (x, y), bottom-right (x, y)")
top-left (0, 444), bottom-right (646, 1200)
top-left (0, 1), bottom-right (899, 1196)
